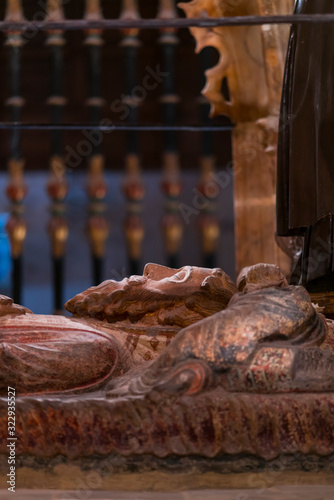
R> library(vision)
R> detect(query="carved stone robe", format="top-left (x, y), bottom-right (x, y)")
top-left (277, 0), bottom-right (334, 285)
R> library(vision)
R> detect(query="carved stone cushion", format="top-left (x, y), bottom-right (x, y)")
top-left (0, 315), bottom-right (119, 395)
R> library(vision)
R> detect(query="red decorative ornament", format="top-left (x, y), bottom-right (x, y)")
top-left (47, 180), bottom-right (67, 202)
top-left (6, 183), bottom-right (27, 203)
top-left (123, 181), bottom-right (145, 202)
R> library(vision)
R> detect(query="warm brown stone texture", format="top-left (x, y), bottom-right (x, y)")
top-left (0, 264), bottom-right (237, 396)
top-left (1, 263), bottom-right (334, 478)
top-left (1, 390), bottom-right (333, 460)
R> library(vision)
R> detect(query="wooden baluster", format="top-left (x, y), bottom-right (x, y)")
top-left (123, 155), bottom-right (145, 276)
top-left (158, 0), bottom-right (183, 269)
top-left (161, 155), bottom-right (183, 269)
top-left (45, 0), bottom-right (68, 313)
top-left (84, 0), bottom-right (103, 21)
top-left (120, 0), bottom-right (141, 37)
top-left (84, 0), bottom-right (109, 286)
top-left (5, 0), bottom-right (23, 22)
top-left (120, 0), bottom-right (145, 276)
top-left (197, 157), bottom-right (220, 269)
top-left (198, 48), bottom-right (220, 269)
top-left (4, 0), bottom-right (27, 305)
top-left (86, 156), bottom-right (109, 285)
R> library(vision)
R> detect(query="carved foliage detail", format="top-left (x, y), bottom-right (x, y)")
top-left (179, 0), bottom-right (294, 122)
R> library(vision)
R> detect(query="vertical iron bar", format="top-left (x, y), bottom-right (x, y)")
top-left (53, 257), bottom-right (63, 312)
top-left (12, 257), bottom-right (22, 304)
top-left (162, 42), bottom-right (177, 152)
top-left (125, 44), bottom-right (139, 155)
top-left (92, 255), bottom-right (103, 286)
top-left (129, 258), bottom-right (140, 276)
top-left (200, 49), bottom-right (214, 157)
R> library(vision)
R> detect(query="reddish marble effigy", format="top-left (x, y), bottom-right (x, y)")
top-left (0, 263), bottom-right (334, 474)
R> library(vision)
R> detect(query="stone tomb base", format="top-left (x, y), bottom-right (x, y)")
top-left (1, 454), bottom-right (334, 495)
top-left (0, 486), bottom-right (334, 500)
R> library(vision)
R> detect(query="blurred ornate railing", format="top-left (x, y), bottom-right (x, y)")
top-left (0, 0), bottom-right (227, 312)
top-left (0, 0), bottom-right (303, 312)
